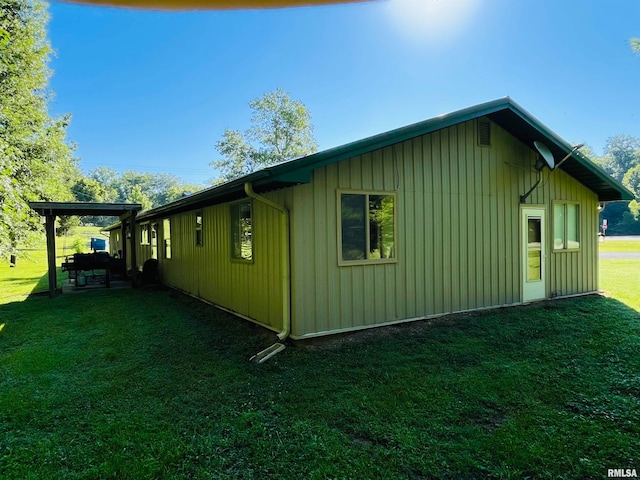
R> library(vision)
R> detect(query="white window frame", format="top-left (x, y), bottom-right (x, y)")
top-left (230, 200), bottom-right (253, 263)
top-left (195, 211), bottom-right (203, 247)
top-left (163, 218), bottom-right (172, 259)
top-left (337, 190), bottom-right (397, 266)
top-left (553, 201), bottom-right (581, 252)
top-left (140, 223), bottom-right (150, 246)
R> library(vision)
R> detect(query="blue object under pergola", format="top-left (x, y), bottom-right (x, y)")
top-left (28, 202), bottom-right (142, 297)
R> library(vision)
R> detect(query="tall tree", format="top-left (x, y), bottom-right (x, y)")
top-left (631, 37), bottom-right (640, 54)
top-left (0, 0), bottom-right (77, 257)
top-left (623, 164), bottom-right (640, 199)
top-left (211, 89), bottom-right (318, 182)
top-left (598, 135), bottom-right (640, 182)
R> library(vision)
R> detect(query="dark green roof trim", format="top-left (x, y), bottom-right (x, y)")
top-left (29, 202), bottom-right (142, 217)
top-left (137, 97), bottom-right (632, 221)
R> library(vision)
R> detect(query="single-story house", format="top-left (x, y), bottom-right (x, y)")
top-left (109, 97), bottom-right (633, 342)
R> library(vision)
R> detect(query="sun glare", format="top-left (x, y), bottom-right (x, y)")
top-left (388, 0), bottom-right (480, 45)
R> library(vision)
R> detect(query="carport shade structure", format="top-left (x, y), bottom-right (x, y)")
top-left (28, 202), bottom-right (143, 297)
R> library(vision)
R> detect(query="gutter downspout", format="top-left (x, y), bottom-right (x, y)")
top-left (244, 182), bottom-right (291, 362)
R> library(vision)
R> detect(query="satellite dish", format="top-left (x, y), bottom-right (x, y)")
top-left (533, 141), bottom-right (555, 170)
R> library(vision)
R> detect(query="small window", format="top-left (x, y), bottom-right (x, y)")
top-left (195, 211), bottom-right (203, 246)
top-left (140, 224), bottom-right (150, 245)
top-left (163, 218), bottom-right (172, 259)
top-left (553, 203), bottom-right (580, 250)
top-left (231, 202), bottom-right (252, 261)
top-left (339, 191), bottom-right (396, 264)
top-left (151, 223), bottom-right (158, 260)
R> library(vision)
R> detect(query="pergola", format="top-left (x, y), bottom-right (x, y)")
top-left (29, 202), bottom-right (142, 297)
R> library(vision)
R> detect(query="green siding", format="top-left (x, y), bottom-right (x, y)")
top-left (136, 198), bottom-right (285, 332)
top-left (289, 118), bottom-right (599, 339)
top-left (129, 117), bottom-right (599, 340)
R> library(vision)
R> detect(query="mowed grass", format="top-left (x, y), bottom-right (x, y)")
top-left (0, 227), bottom-right (102, 301)
top-left (599, 236), bottom-right (640, 311)
top-left (600, 259), bottom-right (640, 311)
top-left (598, 238), bottom-right (640, 253)
top-left (0, 236), bottom-right (639, 479)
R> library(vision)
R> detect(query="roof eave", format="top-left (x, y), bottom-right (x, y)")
top-left (136, 97), bottom-right (633, 218)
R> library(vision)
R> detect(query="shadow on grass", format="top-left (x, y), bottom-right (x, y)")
top-left (28, 266), bottom-right (65, 295)
top-left (0, 290), bottom-right (639, 480)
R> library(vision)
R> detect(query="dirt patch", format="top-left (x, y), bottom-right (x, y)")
top-left (293, 313), bottom-right (472, 351)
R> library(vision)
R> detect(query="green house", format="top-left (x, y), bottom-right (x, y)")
top-left (117, 98), bottom-right (633, 341)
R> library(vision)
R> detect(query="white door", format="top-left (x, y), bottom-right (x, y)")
top-left (521, 208), bottom-right (546, 302)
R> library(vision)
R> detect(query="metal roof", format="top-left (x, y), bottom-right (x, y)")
top-left (137, 97), bottom-right (633, 221)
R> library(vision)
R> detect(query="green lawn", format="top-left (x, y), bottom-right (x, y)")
top-left (598, 239), bottom-right (640, 253)
top-left (0, 237), bottom-right (639, 479)
top-left (0, 227), bottom-right (103, 302)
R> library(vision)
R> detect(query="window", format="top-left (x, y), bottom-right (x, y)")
top-left (163, 218), bottom-right (172, 259)
top-left (231, 201), bottom-right (252, 261)
top-left (195, 211), bottom-right (203, 246)
top-left (553, 203), bottom-right (580, 250)
top-left (339, 192), bottom-right (396, 264)
top-left (151, 223), bottom-right (158, 259)
top-left (140, 224), bottom-right (150, 245)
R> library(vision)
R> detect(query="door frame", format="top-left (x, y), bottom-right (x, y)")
top-left (521, 206), bottom-right (547, 302)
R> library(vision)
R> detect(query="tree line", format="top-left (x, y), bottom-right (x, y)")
top-left (65, 168), bottom-right (203, 230)
top-left (591, 135), bottom-right (640, 235)
top-left (0, 0), bottom-right (206, 256)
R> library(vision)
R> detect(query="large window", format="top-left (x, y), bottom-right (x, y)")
top-left (553, 203), bottom-right (580, 250)
top-left (339, 191), bottom-right (396, 264)
top-left (163, 218), bottom-right (172, 259)
top-left (195, 211), bottom-right (203, 246)
top-left (231, 201), bottom-right (252, 261)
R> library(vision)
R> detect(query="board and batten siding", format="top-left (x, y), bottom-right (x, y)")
top-left (288, 118), bottom-right (599, 339)
top-left (138, 198), bottom-right (285, 333)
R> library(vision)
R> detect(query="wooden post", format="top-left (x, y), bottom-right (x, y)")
top-left (45, 213), bottom-right (57, 298)
top-left (130, 210), bottom-right (138, 287)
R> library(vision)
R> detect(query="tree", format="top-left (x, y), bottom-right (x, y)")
top-left (599, 135), bottom-right (640, 182)
top-left (0, 0), bottom-right (77, 257)
top-left (211, 89), bottom-right (318, 182)
top-left (631, 38), bottom-right (640, 54)
top-left (623, 164), bottom-right (640, 199)
top-left (622, 165), bottom-right (640, 225)
top-left (78, 168), bottom-right (203, 226)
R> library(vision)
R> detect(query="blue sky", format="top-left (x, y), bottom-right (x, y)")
top-left (47, 0), bottom-right (640, 186)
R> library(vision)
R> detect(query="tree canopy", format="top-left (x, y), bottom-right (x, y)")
top-left (0, 0), bottom-right (77, 256)
top-left (592, 135), bottom-right (640, 234)
top-left (73, 168), bottom-right (203, 226)
top-left (211, 89), bottom-right (317, 182)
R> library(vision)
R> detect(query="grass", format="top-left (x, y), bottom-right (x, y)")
top-left (598, 239), bottom-right (640, 253)
top-left (600, 259), bottom-right (640, 311)
top-left (0, 227), bottom-right (102, 301)
top-left (0, 236), bottom-right (639, 479)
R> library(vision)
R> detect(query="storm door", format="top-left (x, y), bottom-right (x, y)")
top-left (521, 207), bottom-right (546, 302)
